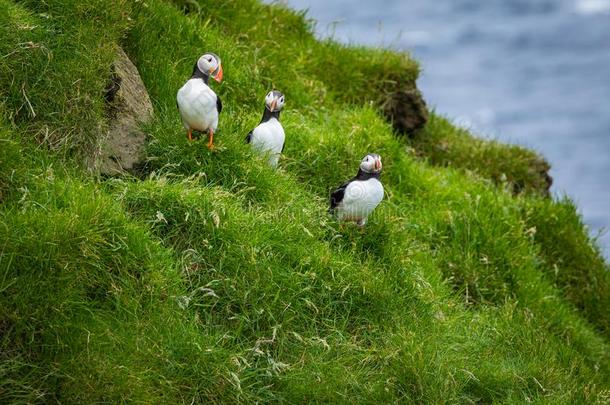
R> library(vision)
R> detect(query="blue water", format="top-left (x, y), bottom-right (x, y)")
top-left (283, 0), bottom-right (610, 258)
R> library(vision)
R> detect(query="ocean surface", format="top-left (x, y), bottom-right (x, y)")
top-left (282, 0), bottom-right (610, 258)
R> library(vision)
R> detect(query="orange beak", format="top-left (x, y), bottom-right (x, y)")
top-left (213, 64), bottom-right (223, 82)
top-left (375, 158), bottom-right (382, 171)
top-left (270, 99), bottom-right (277, 112)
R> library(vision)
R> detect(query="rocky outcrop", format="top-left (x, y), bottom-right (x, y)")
top-left (381, 87), bottom-right (429, 136)
top-left (520, 155), bottom-right (553, 196)
top-left (90, 47), bottom-right (152, 175)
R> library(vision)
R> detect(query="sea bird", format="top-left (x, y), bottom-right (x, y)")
top-left (329, 154), bottom-right (384, 226)
top-left (245, 90), bottom-right (286, 167)
top-left (176, 52), bottom-right (223, 149)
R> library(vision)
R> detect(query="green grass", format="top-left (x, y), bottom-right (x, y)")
top-left (1, 0), bottom-right (609, 402)
top-left (411, 113), bottom-right (553, 195)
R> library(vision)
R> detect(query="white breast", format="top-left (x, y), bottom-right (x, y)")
top-left (176, 79), bottom-right (218, 132)
top-left (336, 178), bottom-right (384, 224)
top-left (250, 118), bottom-right (285, 167)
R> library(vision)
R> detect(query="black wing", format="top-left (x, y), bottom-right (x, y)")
top-left (281, 141), bottom-right (286, 153)
top-left (245, 130), bottom-right (253, 143)
top-left (329, 180), bottom-right (351, 213)
top-left (216, 94), bottom-right (222, 114)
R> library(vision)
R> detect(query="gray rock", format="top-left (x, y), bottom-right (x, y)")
top-left (91, 47), bottom-right (152, 175)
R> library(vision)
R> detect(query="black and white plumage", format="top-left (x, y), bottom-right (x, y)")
top-left (245, 91), bottom-right (286, 167)
top-left (330, 154), bottom-right (384, 226)
top-left (176, 52), bottom-right (223, 149)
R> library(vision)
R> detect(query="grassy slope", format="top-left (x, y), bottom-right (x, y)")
top-left (1, 0), bottom-right (609, 403)
top-left (412, 113), bottom-right (553, 195)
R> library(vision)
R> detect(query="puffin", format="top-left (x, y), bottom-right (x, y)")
top-left (245, 90), bottom-right (286, 167)
top-left (176, 52), bottom-right (223, 149)
top-left (329, 154), bottom-right (384, 226)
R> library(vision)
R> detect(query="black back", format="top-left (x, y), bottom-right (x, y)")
top-left (329, 180), bottom-right (350, 212)
top-left (216, 95), bottom-right (222, 114)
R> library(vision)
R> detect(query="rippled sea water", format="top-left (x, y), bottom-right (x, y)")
top-left (283, 0), bottom-right (610, 258)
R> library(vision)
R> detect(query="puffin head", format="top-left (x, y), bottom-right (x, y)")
top-left (196, 52), bottom-right (223, 82)
top-left (359, 153), bottom-right (382, 174)
top-left (264, 90), bottom-right (285, 112)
